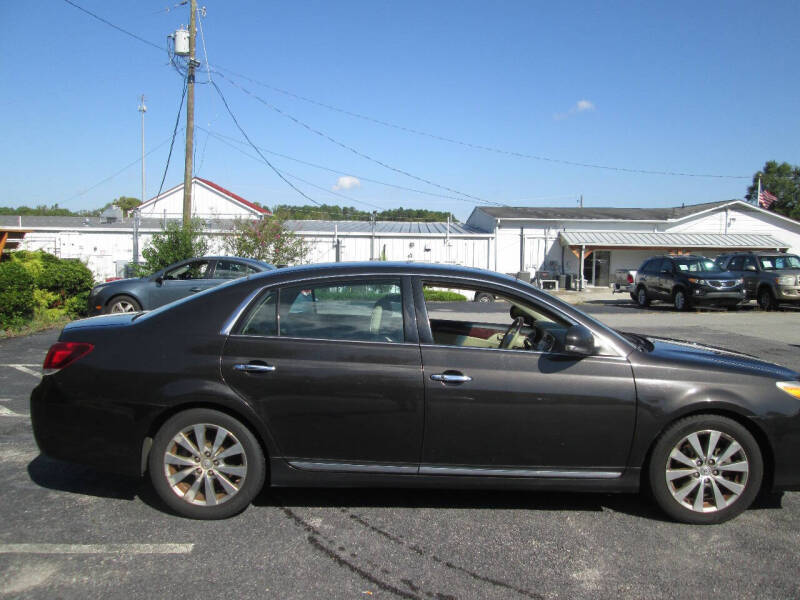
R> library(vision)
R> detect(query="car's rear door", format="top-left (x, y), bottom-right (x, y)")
top-left (414, 278), bottom-right (636, 474)
top-left (221, 276), bottom-right (425, 469)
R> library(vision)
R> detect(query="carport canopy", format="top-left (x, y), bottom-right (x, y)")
top-left (558, 231), bottom-right (789, 252)
top-left (0, 229), bottom-right (30, 256)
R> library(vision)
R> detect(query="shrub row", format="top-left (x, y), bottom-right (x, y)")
top-left (0, 250), bottom-right (94, 331)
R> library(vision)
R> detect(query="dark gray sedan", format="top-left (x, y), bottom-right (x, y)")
top-left (33, 262), bottom-right (800, 523)
top-left (87, 256), bottom-right (275, 315)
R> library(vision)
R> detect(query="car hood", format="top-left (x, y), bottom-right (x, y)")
top-left (63, 313), bottom-right (140, 331)
top-left (642, 336), bottom-right (798, 380)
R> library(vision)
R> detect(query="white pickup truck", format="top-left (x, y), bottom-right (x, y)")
top-left (613, 268), bottom-right (638, 298)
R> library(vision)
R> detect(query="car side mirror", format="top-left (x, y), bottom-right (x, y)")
top-left (564, 325), bottom-right (595, 356)
top-left (660, 268), bottom-right (671, 274)
top-left (155, 276), bottom-right (163, 285)
top-left (745, 265), bottom-right (757, 272)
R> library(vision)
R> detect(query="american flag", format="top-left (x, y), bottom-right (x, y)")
top-left (759, 189), bottom-right (777, 209)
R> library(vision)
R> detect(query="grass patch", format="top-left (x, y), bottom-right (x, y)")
top-left (0, 314), bottom-right (73, 339)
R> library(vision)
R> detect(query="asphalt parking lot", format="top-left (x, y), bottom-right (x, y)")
top-left (1, 304), bottom-right (799, 599)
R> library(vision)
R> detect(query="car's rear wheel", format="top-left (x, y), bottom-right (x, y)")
top-left (636, 286), bottom-right (650, 307)
top-left (757, 287), bottom-right (776, 311)
top-left (148, 408), bottom-right (266, 519)
top-left (673, 288), bottom-right (691, 311)
top-left (107, 295), bottom-right (141, 314)
top-left (648, 415), bottom-right (762, 524)
top-left (474, 292), bottom-right (494, 303)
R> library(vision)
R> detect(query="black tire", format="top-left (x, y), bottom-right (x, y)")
top-left (148, 408), bottom-right (266, 520)
top-left (757, 287), bottom-right (776, 311)
top-left (629, 292), bottom-right (637, 302)
top-left (636, 286), bottom-right (651, 307)
top-left (474, 292), bottom-right (495, 303)
top-left (673, 288), bottom-right (691, 312)
top-left (648, 415), bottom-right (763, 524)
top-left (106, 294), bottom-right (142, 314)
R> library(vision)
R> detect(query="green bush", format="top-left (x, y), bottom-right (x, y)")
top-left (138, 219), bottom-right (209, 276)
top-left (0, 261), bottom-right (35, 330)
top-left (8, 249), bottom-right (59, 281)
top-left (423, 289), bottom-right (467, 302)
top-left (38, 259), bottom-right (95, 299)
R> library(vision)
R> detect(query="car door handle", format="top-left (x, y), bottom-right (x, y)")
top-left (430, 373), bottom-right (472, 383)
top-left (190, 287), bottom-right (203, 292)
top-left (234, 363), bottom-right (276, 373)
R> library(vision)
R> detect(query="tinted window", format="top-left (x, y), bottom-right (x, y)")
top-left (660, 260), bottom-right (674, 273)
top-left (642, 259), bottom-right (661, 274)
top-left (215, 260), bottom-right (258, 280)
top-left (239, 291), bottom-right (277, 336)
top-left (728, 256), bottom-right (744, 270)
top-left (164, 260), bottom-right (210, 280)
top-left (280, 280), bottom-right (404, 343)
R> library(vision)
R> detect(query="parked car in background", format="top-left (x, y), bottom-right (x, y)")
top-left (714, 252), bottom-right (800, 310)
top-left (87, 256), bottom-right (275, 315)
top-left (633, 255), bottom-right (745, 311)
top-left (31, 262), bottom-right (800, 523)
top-left (613, 268), bottom-right (638, 299)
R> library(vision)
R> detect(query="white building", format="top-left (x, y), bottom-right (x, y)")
top-left (466, 200), bottom-right (800, 286)
top-left (3, 181), bottom-right (799, 286)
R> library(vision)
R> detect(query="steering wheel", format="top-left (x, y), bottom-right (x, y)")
top-left (500, 317), bottom-right (524, 349)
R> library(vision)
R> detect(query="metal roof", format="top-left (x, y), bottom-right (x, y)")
top-left (284, 220), bottom-right (489, 236)
top-left (477, 200), bottom-right (736, 221)
top-left (558, 231), bottom-right (788, 249)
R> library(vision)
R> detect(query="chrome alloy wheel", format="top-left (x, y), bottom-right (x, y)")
top-left (665, 429), bottom-right (749, 513)
top-left (163, 423), bottom-right (248, 507)
top-left (110, 300), bottom-right (137, 313)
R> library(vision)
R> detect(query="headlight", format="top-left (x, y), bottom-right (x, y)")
top-left (687, 278), bottom-right (709, 285)
top-left (776, 381), bottom-right (800, 399)
top-left (735, 278), bottom-right (743, 285)
top-left (777, 275), bottom-right (796, 286)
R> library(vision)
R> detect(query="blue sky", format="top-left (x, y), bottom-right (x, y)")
top-left (1, 1), bottom-right (798, 221)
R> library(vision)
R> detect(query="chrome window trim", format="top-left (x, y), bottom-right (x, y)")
top-left (418, 343), bottom-right (629, 361)
top-left (220, 270), bottom-right (634, 358)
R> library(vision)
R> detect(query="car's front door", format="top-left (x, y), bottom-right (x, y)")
top-left (221, 276), bottom-right (425, 469)
top-left (150, 259), bottom-right (215, 307)
top-left (415, 279), bottom-right (636, 474)
top-left (740, 256), bottom-right (759, 298)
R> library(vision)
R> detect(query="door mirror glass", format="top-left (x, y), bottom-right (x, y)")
top-left (564, 325), bottom-right (595, 356)
top-left (155, 276), bottom-right (163, 285)
top-left (745, 265), bottom-right (757, 272)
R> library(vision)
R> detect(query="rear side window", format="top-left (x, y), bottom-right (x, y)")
top-left (214, 260), bottom-right (258, 280)
top-left (236, 280), bottom-right (405, 342)
top-left (728, 256), bottom-right (744, 270)
top-left (641, 259), bottom-right (661, 274)
top-left (280, 280), bottom-right (403, 342)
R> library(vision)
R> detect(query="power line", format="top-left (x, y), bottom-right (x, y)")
top-left (211, 81), bottom-right (323, 206)
top-left (205, 132), bottom-right (385, 211)
top-left (62, 0), bottom-right (165, 52)
top-left (157, 76), bottom-right (189, 199)
top-left (214, 67), bottom-right (750, 180)
top-left (214, 71), bottom-right (499, 205)
top-left (62, 133), bottom-right (177, 204)
top-left (198, 126), bottom-right (491, 205)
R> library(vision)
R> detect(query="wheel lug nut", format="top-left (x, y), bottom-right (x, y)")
top-left (696, 460), bottom-right (703, 466)
top-left (213, 460), bottom-right (219, 466)
top-left (713, 470), bottom-right (719, 476)
top-left (693, 472), bottom-right (700, 478)
top-left (204, 451), bottom-right (211, 457)
top-left (208, 470), bottom-right (214, 476)
top-left (195, 468), bottom-right (202, 474)
top-left (193, 456), bottom-right (199, 462)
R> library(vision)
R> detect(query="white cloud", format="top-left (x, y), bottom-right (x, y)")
top-left (333, 175), bottom-right (361, 191)
top-left (555, 99), bottom-right (596, 120)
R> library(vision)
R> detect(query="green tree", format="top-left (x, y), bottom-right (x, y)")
top-left (113, 196), bottom-right (142, 217)
top-left (272, 204), bottom-right (457, 222)
top-left (138, 219), bottom-right (209, 275)
top-left (223, 217), bottom-right (308, 266)
top-left (745, 161), bottom-right (800, 220)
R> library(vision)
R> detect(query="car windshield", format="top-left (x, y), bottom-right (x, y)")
top-left (675, 259), bottom-right (719, 272)
top-left (759, 255), bottom-right (800, 270)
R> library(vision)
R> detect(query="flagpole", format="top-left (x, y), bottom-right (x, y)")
top-left (756, 175), bottom-right (761, 207)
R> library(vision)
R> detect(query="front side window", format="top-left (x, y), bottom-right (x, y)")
top-left (164, 260), bottom-right (210, 280)
top-left (727, 256), bottom-right (744, 270)
top-left (422, 282), bottom-right (586, 354)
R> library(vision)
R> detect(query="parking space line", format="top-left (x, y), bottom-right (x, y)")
top-left (2, 364), bottom-right (41, 378)
top-left (0, 406), bottom-right (28, 418)
top-left (0, 543), bottom-right (194, 555)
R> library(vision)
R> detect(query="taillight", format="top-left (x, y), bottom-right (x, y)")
top-left (627, 274), bottom-right (634, 284)
top-left (43, 342), bottom-right (94, 375)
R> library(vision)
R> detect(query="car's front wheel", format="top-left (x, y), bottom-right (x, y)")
top-left (757, 287), bottom-right (776, 311)
top-left (636, 286), bottom-right (650, 307)
top-left (148, 408), bottom-right (266, 519)
top-left (648, 415), bottom-right (762, 524)
top-left (106, 295), bottom-right (142, 314)
top-left (673, 288), bottom-right (691, 311)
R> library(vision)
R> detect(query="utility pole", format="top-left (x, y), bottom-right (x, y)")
top-left (182, 0), bottom-right (198, 226)
top-left (134, 94), bottom-right (146, 264)
top-left (370, 211), bottom-right (376, 260)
